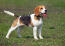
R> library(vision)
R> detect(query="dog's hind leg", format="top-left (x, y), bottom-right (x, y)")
top-left (6, 26), bottom-right (19, 39)
top-left (6, 18), bottom-right (21, 39)
top-left (17, 26), bottom-right (22, 38)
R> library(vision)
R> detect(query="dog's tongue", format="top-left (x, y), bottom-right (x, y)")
top-left (42, 14), bottom-right (47, 19)
top-left (42, 14), bottom-right (47, 16)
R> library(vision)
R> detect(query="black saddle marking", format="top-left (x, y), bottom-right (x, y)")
top-left (20, 15), bottom-right (31, 26)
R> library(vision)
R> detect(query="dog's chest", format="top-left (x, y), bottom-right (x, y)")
top-left (30, 14), bottom-right (43, 26)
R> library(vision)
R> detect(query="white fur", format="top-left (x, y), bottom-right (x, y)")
top-left (40, 8), bottom-right (46, 13)
top-left (30, 14), bottom-right (43, 26)
top-left (4, 10), bottom-right (15, 16)
top-left (6, 26), bottom-right (17, 39)
top-left (38, 25), bottom-right (43, 39)
top-left (33, 27), bottom-right (38, 40)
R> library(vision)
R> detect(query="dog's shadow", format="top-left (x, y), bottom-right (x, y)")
top-left (43, 36), bottom-right (51, 39)
top-left (23, 36), bottom-right (33, 38)
top-left (21, 36), bottom-right (51, 39)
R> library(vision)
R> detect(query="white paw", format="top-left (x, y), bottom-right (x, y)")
top-left (6, 36), bottom-right (9, 39)
top-left (34, 37), bottom-right (38, 40)
top-left (39, 36), bottom-right (43, 39)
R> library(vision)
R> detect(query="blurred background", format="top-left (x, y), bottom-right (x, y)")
top-left (0, 0), bottom-right (65, 46)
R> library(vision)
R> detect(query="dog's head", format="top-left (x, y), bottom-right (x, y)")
top-left (34, 5), bottom-right (47, 17)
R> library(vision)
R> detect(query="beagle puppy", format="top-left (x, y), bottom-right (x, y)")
top-left (4, 5), bottom-right (47, 40)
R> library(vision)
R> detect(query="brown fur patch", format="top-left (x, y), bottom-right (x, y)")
top-left (34, 16), bottom-right (40, 20)
top-left (30, 20), bottom-right (34, 27)
top-left (34, 16), bottom-right (38, 20)
top-left (12, 17), bottom-right (19, 27)
top-left (12, 17), bottom-right (24, 27)
top-left (20, 20), bottom-right (24, 25)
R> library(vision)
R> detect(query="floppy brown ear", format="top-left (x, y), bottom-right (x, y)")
top-left (34, 7), bottom-right (39, 16)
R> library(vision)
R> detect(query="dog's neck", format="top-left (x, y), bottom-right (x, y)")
top-left (34, 15), bottom-right (42, 20)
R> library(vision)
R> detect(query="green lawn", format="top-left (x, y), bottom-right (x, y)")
top-left (0, 0), bottom-right (65, 46)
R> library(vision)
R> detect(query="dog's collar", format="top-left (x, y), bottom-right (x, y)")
top-left (35, 15), bottom-right (42, 17)
top-left (35, 14), bottom-right (43, 18)
top-left (34, 15), bottom-right (42, 20)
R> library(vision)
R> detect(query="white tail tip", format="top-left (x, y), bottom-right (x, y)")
top-left (4, 10), bottom-right (15, 16)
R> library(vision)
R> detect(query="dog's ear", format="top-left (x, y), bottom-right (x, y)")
top-left (34, 7), bottom-right (40, 16)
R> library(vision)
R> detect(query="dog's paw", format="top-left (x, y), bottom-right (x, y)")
top-left (39, 36), bottom-right (43, 39)
top-left (34, 37), bottom-right (38, 40)
top-left (6, 36), bottom-right (9, 39)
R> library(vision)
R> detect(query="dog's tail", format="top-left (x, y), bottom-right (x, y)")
top-left (4, 10), bottom-right (18, 17)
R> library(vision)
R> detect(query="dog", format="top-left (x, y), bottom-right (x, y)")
top-left (4, 5), bottom-right (47, 40)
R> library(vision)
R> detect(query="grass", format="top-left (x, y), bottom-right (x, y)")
top-left (0, 0), bottom-right (65, 46)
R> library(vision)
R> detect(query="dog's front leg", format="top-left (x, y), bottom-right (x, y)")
top-left (33, 27), bottom-right (38, 40)
top-left (38, 25), bottom-right (43, 39)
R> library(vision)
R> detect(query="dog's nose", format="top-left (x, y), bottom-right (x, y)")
top-left (45, 10), bottom-right (47, 12)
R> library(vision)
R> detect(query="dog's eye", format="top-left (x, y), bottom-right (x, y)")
top-left (41, 8), bottom-right (43, 9)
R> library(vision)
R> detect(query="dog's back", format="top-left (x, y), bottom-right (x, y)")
top-left (20, 15), bottom-right (31, 26)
